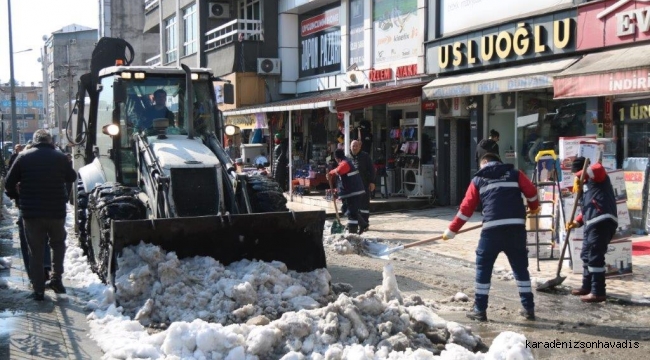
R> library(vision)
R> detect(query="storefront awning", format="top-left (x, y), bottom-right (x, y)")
top-left (423, 57), bottom-right (579, 99)
top-left (554, 45), bottom-right (650, 99)
top-left (222, 80), bottom-right (429, 116)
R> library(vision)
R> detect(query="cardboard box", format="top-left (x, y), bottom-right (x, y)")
top-left (568, 238), bottom-right (633, 276)
top-left (527, 244), bottom-right (557, 259)
top-left (559, 136), bottom-right (596, 169)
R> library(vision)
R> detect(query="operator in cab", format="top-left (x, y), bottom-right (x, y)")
top-left (138, 89), bottom-right (175, 133)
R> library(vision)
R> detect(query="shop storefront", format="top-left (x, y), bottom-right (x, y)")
top-left (423, 8), bottom-right (582, 205)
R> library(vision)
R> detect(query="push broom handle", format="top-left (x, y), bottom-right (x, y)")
top-left (555, 158), bottom-right (590, 276)
top-left (329, 177), bottom-right (342, 223)
top-left (404, 223), bottom-right (483, 249)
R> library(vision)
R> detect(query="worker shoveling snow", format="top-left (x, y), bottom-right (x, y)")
top-left (77, 242), bottom-right (534, 359)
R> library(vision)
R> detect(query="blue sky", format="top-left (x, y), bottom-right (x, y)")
top-left (0, 0), bottom-right (99, 85)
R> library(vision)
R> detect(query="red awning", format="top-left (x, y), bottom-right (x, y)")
top-left (335, 81), bottom-right (428, 112)
top-left (553, 45), bottom-right (650, 99)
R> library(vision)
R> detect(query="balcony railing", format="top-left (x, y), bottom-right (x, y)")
top-left (205, 19), bottom-right (263, 51)
top-left (144, 0), bottom-right (158, 12)
top-left (146, 54), bottom-right (162, 66)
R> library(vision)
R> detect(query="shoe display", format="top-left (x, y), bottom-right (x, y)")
top-left (580, 293), bottom-right (606, 303)
top-left (466, 308), bottom-right (487, 322)
top-left (46, 279), bottom-right (67, 294)
top-left (519, 308), bottom-right (535, 321)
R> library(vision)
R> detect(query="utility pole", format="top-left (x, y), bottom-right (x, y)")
top-left (7, 0), bottom-right (18, 145)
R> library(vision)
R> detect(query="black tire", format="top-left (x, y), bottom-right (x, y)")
top-left (86, 182), bottom-right (146, 283)
top-left (76, 178), bottom-right (90, 256)
top-left (245, 174), bottom-right (288, 213)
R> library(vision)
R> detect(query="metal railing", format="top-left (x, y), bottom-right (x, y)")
top-left (205, 19), bottom-right (263, 51)
top-left (144, 0), bottom-right (158, 12)
top-left (145, 54), bottom-right (161, 66)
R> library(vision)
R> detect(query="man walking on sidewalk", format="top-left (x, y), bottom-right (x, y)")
top-left (5, 130), bottom-right (77, 300)
top-left (350, 140), bottom-right (375, 232)
top-left (566, 157), bottom-right (618, 303)
top-left (442, 153), bottom-right (539, 321)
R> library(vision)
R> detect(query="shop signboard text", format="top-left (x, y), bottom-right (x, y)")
top-left (426, 10), bottom-right (576, 74)
top-left (554, 67), bottom-right (650, 98)
top-left (299, 6), bottom-right (341, 78)
top-left (373, 0), bottom-right (419, 64)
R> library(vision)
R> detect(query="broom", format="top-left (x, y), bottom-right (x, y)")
top-left (329, 178), bottom-right (345, 234)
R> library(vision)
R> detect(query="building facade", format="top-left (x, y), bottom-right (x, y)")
top-left (44, 25), bottom-right (97, 147)
top-left (0, 84), bottom-right (44, 145)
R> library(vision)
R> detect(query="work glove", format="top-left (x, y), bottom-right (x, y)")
top-left (566, 221), bottom-right (581, 230)
top-left (527, 207), bottom-right (541, 216)
top-left (442, 229), bottom-right (455, 241)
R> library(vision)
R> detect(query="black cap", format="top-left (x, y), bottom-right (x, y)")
top-left (571, 157), bottom-right (586, 173)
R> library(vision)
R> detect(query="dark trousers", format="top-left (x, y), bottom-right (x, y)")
top-left (23, 218), bottom-right (67, 293)
top-left (18, 215), bottom-right (51, 277)
top-left (344, 195), bottom-right (366, 233)
top-left (581, 220), bottom-right (617, 296)
top-left (474, 225), bottom-right (534, 312)
top-left (359, 187), bottom-right (370, 226)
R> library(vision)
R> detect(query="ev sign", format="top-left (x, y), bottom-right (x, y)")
top-left (577, 0), bottom-right (650, 50)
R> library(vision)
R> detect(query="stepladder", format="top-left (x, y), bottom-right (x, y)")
top-left (526, 149), bottom-right (573, 271)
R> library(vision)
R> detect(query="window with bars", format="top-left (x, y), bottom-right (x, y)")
top-left (183, 4), bottom-right (197, 56)
top-left (165, 15), bottom-right (178, 63)
top-left (238, 0), bottom-right (262, 40)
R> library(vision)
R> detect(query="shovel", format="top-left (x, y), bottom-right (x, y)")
top-left (537, 158), bottom-right (590, 291)
top-left (329, 179), bottom-right (345, 235)
top-left (362, 224), bottom-right (482, 259)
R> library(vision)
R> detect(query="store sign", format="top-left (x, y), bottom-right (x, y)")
top-left (577, 0), bottom-right (650, 50)
top-left (349, 0), bottom-right (364, 67)
top-left (554, 67), bottom-right (650, 98)
top-left (441, 0), bottom-right (573, 35)
top-left (299, 6), bottom-right (341, 78)
top-left (225, 114), bottom-right (258, 130)
top-left (396, 64), bottom-right (418, 78)
top-left (373, 0), bottom-right (419, 64)
top-left (614, 98), bottom-right (650, 123)
top-left (427, 11), bottom-right (576, 73)
top-left (425, 75), bottom-right (554, 99)
top-left (369, 68), bottom-right (393, 82)
top-left (1, 100), bottom-right (44, 108)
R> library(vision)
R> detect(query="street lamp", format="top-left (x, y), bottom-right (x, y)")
top-left (7, 0), bottom-right (34, 144)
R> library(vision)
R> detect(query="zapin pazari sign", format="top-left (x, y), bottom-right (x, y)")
top-left (426, 10), bottom-right (576, 74)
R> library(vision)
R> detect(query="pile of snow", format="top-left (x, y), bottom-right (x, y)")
top-left (81, 243), bottom-right (534, 359)
top-left (322, 233), bottom-right (367, 255)
top-left (0, 256), bottom-right (12, 270)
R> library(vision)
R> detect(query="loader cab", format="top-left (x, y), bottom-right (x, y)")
top-left (95, 68), bottom-right (221, 186)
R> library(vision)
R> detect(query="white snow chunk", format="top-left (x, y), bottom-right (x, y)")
top-left (0, 256), bottom-right (12, 269)
top-left (407, 305), bottom-right (447, 329)
top-left (453, 292), bottom-right (469, 302)
top-left (246, 326), bottom-right (281, 355)
top-left (291, 295), bottom-right (321, 310)
top-left (381, 263), bottom-right (403, 304)
top-left (447, 321), bottom-right (480, 350)
top-left (484, 331), bottom-right (534, 360)
top-left (282, 284), bottom-right (308, 299)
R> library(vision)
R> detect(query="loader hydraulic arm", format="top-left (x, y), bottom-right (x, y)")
top-left (134, 134), bottom-right (172, 217)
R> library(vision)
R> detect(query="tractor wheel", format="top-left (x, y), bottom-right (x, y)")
top-left (76, 178), bottom-right (90, 256)
top-left (246, 174), bottom-right (288, 213)
top-left (86, 183), bottom-right (146, 283)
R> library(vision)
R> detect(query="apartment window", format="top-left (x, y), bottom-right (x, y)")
top-left (238, 0), bottom-right (262, 40)
top-left (183, 4), bottom-right (197, 56)
top-left (165, 15), bottom-right (178, 63)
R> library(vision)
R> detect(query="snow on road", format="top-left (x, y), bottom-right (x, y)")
top-left (0, 205), bottom-right (534, 359)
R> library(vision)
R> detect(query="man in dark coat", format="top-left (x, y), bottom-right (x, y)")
top-left (475, 129), bottom-right (500, 167)
top-left (273, 133), bottom-right (289, 191)
top-left (350, 140), bottom-right (375, 233)
top-left (327, 149), bottom-right (367, 234)
top-left (5, 143), bottom-right (52, 283)
top-left (5, 130), bottom-right (77, 301)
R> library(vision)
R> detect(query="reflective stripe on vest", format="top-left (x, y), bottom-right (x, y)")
top-left (456, 211), bottom-right (470, 221)
top-left (347, 170), bottom-right (359, 176)
top-left (475, 282), bottom-right (490, 295)
top-left (482, 218), bottom-right (526, 230)
top-left (585, 214), bottom-right (618, 228)
top-left (338, 189), bottom-right (366, 199)
top-left (479, 181), bottom-right (519, 194)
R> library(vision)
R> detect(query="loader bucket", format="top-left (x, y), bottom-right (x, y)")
top-left (109, 210), bottom-right (327, 275)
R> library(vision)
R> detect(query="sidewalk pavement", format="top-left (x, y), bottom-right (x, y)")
top-left (287, 201), bottom-right (650, 304)
top-left (0, 216), bottom-right (104, 359)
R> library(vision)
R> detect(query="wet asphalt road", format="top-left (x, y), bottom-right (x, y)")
top-left (326, 246), bottom-right (650, 359)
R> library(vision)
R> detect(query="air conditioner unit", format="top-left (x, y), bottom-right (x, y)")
top-left (69, 39), bottom-right (77, 45)
top-left (257, 58), bottom-right (281, 75)
top-left (401, 166), bottom-right (435, 198)
top-left (209, 2), bottom-right (230, 19)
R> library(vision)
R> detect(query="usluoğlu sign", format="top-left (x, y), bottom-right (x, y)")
top-left (426, 10), bottom-right (576, 74)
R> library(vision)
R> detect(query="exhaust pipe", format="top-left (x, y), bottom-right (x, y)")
top-left (181, 64), bottom-right (194, 140)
